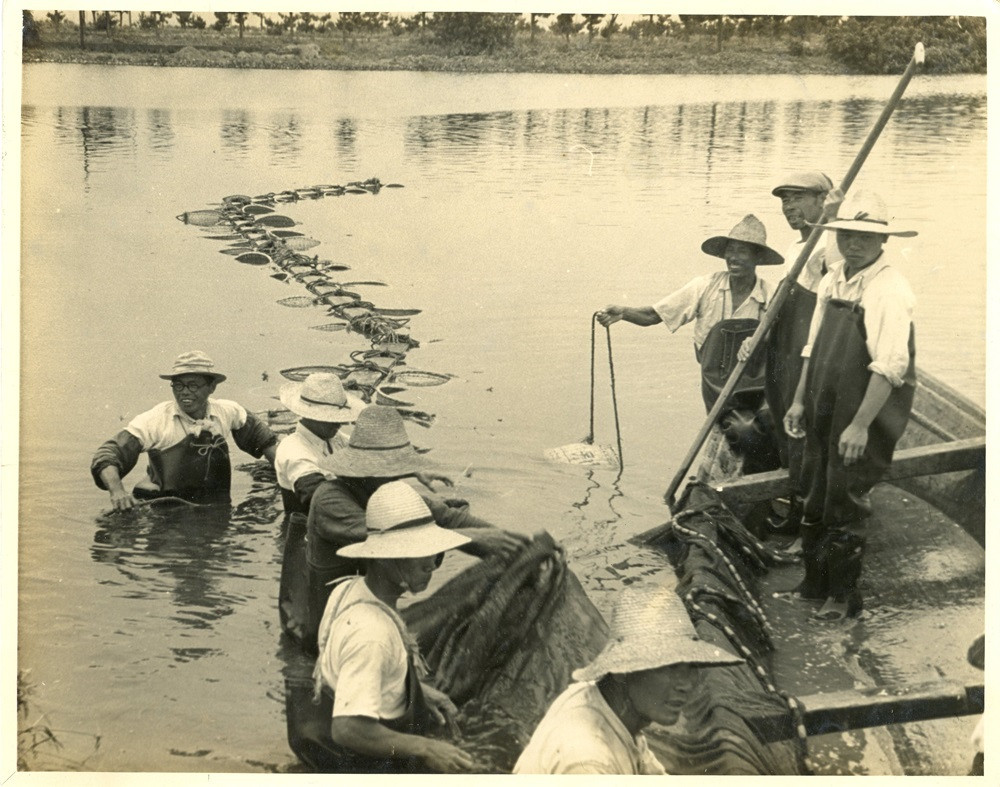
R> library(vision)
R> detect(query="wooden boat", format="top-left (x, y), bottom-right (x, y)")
top-left (640, 367), bottom-right (985, 774)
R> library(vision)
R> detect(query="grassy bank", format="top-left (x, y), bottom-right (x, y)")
top-left (23, 26), bottom-right (855, 75)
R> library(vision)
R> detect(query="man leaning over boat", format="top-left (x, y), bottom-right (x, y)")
top-left (91, 350), bottom-right (278, 508)
top-left (514, 586), bottom-right (742, 774)
top-left (783, 191), bottom-right (918, 622)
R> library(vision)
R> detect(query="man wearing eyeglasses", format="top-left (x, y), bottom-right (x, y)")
top-left (91, 350), bottom-right (278, 509)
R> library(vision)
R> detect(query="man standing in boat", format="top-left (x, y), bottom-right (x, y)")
top-left (596, 215), bottom-right (783, 413)
top-left (760, 172), bottom-right (843, 541)
top-left (91, 350), bottom-right (278, 508)
top-left (514, 586), bottom-right (742, 774)
top-left (783, 191), bottom-right (917, 621)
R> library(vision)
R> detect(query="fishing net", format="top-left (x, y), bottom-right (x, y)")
top-left (643, 482), bottom-right (808, 775)
top-left (401, 532), bottom-right (608, 773)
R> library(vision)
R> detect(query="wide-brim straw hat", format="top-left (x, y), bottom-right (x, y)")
top-left (807, 190), bottom-right (917, 237)
top-left (325, 404), bottom-right (427, 478)
top-left (159, 350), bottom-right (226, 383)
top-left (279, 372), bottom-right (364, 423)
top-left (572, 586), bottom-right (743, 682)
top-left (337, 480), bottom-right (470, 559)
top-left (701, 214), bottom-right (784, 266)
top-left (771, 171), bottom-right (834, 197)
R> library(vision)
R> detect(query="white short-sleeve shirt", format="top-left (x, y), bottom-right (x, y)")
top-left (274, 422), bottom-right (348, 491)
top-left (513, 681), bottom-right (666, 775)
top-left (125, 399), bottom-right (247, 452)
top-left (653, 270), bottom-right (771, 352)
top-left (316, 577), bottom-right (409, 721)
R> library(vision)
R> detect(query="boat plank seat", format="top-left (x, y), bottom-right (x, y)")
top-left (748, 680), bottom-right (984, 743)
top-left (714, 436), bottom-right (985, 508)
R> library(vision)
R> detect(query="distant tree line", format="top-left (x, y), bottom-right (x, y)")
top-left (29, 12), bottom-right (987, 73)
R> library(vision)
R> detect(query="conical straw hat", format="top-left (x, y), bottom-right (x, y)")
top-left (325, 405), bottom-right (427, 478)
top-left (701, 214), bottom-right (784, 266)
top-left (573, 586), bottom-right (743, 682)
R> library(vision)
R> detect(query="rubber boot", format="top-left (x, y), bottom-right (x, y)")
top-left (769, 494), bottom-right (803, 538)
top-left (816, 534), bottom-right (864, 619)
top-left (784, 520), bottom-right (828, 599)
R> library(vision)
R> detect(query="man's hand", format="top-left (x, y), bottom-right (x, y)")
top-left (414, 471), bottom-right (454, 491)
top-left (783, 402), bottom-right (807, 439)
top-left (455, 527), bottom-right (529, 559)
top-left (595, 305), bottom-right (623, 327)
top-left (838, 422), bottom-right (869, 466)
top-left (737, 337), bottom-right (753, 363)
top-left (419, 739), bottom-right (476, 773)
top-left (421, 682), bottom-right (461, 736)
top-left (109, 488), bottom-right (137, 512)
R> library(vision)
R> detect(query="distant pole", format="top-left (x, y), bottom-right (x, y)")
top-left (78, 11), bottom-right (85, 49)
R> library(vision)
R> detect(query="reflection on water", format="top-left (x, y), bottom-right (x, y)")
top-left (19, 66), bottom-right (986, 773)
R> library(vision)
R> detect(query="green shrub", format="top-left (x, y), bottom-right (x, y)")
top-left (825, 16), bottom-right (986, 73)
top-left (430, 12), bottom-right (519, 54)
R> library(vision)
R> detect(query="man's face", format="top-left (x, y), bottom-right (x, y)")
top-left (300, 417), bottom-right (342, 441)
top-left (392, 554), bottom-right (442, 594)
top-left (625, 662), bottom-right (699, 728)
top-left (777, 189), bottom-right (825, 230)
top-left (836, 229), bottom-right (886, 270)
top-left (170, 374), bottom-right (216, 418)
top-left (724, 240), bottom-right (759, 279)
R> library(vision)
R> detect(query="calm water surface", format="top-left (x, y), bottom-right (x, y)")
top-left (18, 64), bottom-right (986, 774)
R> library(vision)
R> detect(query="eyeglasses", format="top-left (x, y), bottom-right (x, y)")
top-left (171, 380), bottom-right (208, 393)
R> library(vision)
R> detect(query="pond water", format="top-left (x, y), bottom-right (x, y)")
top-left (17, 64), bottom-right (986, 775)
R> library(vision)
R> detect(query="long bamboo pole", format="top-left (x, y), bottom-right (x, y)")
top-left (662, 43), bottom-right (926, 512)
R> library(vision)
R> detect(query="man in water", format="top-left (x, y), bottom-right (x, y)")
top-left (514, 586), bottom-right (742, 774)
top-left (784, 191), bottom-right (917, 621)
top-left (596, 214), bottom-right (783, 412)
top-left (307, 481), bottom-right (479, 773)
top-left (301, 405), bottom-right (525, 651)
top-left (274, 372), bottom-right (364, 644)
top-left (91, 350), bottom-right (277, 508)
top-left (759, 172), bottom-right (843, 541)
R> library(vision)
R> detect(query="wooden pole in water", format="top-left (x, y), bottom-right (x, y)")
top-left (662, 43), bottom-right (926, 513)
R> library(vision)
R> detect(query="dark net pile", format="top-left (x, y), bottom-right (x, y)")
top-left (643, 482), bottom-right (808, 774)
top-left (402, 532), bottom-right (609, 772)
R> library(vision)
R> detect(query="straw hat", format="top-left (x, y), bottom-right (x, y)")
top-left (807, 190), bottom-right (917, 237)
top-left (325, 405), bottom-right (427, 478)
top-left (279, 373), bottom-right (364, 423)
top-left (159, 350), bottom-right (226, 383)
top-left (572, 586), bottom-right (743, 682)
top-left (771, 171), bottom-right (834, 197)
top-left (701, 215), bottom-right (784, 266)
top-left (337, 480), bottom-right (471, 559)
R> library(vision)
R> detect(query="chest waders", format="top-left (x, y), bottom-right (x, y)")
top-left (764, 281), bottom-right (817, 487)
top-left (698, 318), bottom-right (781, 477)
top-left (798, 298), bottom-right (915, 610)
top-left (139, 430), bottom-right (233, 504)
top-left (285, 599), bottom-right (435, 773)
top-left (279, 511), bottom-right (311, 649)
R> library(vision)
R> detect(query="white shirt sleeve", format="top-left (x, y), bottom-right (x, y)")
top-left (652, 274), bottom-right (711, 333)
top-left (862, 268), bottom-right (915, 387)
